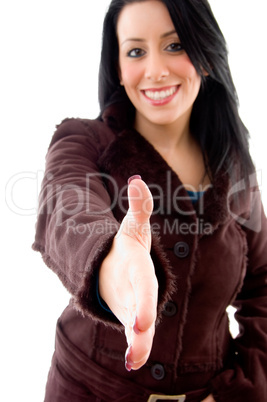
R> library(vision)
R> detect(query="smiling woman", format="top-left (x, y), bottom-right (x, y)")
top-left (117, 1), bottom-right (209, 191)
top-left (117, 2), bottom-right (202, 132)
top-left (31, 0), bottom-right (267, 401)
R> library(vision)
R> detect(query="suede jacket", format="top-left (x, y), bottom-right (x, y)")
top-left (33, 104), bottom-right (267, 401)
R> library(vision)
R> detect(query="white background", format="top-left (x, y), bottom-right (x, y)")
top-left (1, 1), bottom-right (266, 401)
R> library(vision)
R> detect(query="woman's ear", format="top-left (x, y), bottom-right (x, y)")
top-left (202, 67), bottom-right (210, 77)
top-left (202, 63), bottom-right (213, 77)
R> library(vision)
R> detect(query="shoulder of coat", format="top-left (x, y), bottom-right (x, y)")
top-left (50, 117), bottom-right (115, 149)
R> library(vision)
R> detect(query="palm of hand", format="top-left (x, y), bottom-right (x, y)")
top-left (99, 177), bottom-right (158, 371)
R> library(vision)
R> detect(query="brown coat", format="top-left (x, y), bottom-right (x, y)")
top-left (33, 104), bottom-right (267, 401)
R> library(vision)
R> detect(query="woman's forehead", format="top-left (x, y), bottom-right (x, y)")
top-left (117, 1), bottom-right (176, 42)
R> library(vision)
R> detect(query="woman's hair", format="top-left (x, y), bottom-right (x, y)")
top-left (98, 0), bottom-right (255, 183)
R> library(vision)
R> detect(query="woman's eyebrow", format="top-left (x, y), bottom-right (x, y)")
top-left (121, 37), bottom-right (145, 45)
top-left (120, 29), bottom-right (178, 46)
top-left (161, 29), bottom-right (178, 38)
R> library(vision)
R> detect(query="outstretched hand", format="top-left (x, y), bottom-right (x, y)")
top-left (99, 176), bottom-right (158, 371)
top-left (201, 395), bottom-right (216, 402)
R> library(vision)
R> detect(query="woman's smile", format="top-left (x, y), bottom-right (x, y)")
top-left (141, 85), bottom-right (180, 105)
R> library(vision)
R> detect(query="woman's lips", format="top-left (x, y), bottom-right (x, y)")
top-left (141, 85), bottom-right (180, 105)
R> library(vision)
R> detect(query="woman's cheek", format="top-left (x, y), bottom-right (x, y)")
top-left (120, 62), bottom-right (143, 87)
top-left (173, 54), bottom-right (199, 80)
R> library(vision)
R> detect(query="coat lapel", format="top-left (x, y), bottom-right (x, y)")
top-left (99, 104), bottom-right (250, 233)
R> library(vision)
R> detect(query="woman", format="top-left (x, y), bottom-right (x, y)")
top-left (33, 0), bottom-right (267, 401)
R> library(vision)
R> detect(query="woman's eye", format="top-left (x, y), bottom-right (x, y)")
top-left (166, 42), bottom-right (183, 52)
top-left (127, 48), bottom-right (145, 58)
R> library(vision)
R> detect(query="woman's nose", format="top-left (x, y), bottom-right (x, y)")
top-left (144, 52), bottom-right (169, 82)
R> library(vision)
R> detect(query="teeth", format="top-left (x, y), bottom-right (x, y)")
top-left (144, 87), bottom-right (177, 101)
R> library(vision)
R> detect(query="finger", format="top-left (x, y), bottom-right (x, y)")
top-left (127, 176), bottom-right (153, 224)
top-left (201, 395), bottom-right (216, 402)
top-left (117, 177), bottom-right (153, 251)
top-left (129, 255), bottom-right (158, 332)
top-left (125, 325), bottom-right (155, 371)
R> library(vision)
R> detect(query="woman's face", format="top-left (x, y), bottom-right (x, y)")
top-left (117, 0), bottom-right (202, 132)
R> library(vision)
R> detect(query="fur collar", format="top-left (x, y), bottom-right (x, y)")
top-left (99, 104), bottom-right (251, 232)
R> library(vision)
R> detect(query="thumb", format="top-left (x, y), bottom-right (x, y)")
top-left (116, 175), bottom-right (153, 251)
top-left (127, 175), bottom-right (153, 225)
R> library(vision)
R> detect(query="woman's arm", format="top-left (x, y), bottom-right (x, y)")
top-left (211, 192), bottom-right (267, 401)
top-left (33, 118), bottom-right (121, 324)
top-left (33, 120), bottom-right (160, 367)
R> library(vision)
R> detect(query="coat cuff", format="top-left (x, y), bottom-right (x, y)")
top-left (72, 231), bottom-right (176, 330)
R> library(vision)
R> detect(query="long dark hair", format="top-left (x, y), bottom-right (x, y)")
top-left (98, 0), bottom-right (255, 183)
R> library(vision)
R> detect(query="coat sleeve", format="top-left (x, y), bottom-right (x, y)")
top-left (32, 118), bottom-right (121, 326)
top-left (211, 190), bottom-right (267, 401)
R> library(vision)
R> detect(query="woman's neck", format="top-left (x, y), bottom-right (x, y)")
top-left (134, 111), bottom-right (192, 152)
top-left (134, 112), bottom-right (210, 190)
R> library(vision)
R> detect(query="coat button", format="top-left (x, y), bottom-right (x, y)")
top-left (174, 241), bottom-right (189, 258)
top-left (162, 301), bottom-right (177, 317)
top-left (151, 363), bottom-right (165, 380)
